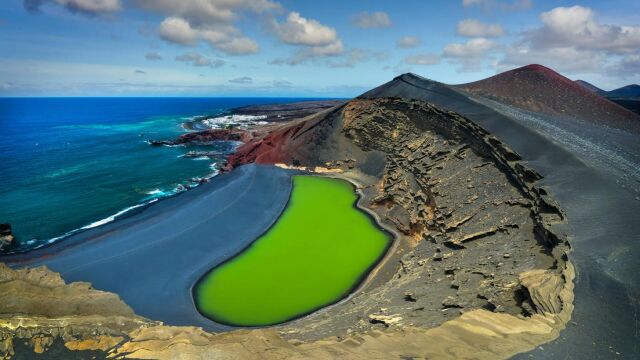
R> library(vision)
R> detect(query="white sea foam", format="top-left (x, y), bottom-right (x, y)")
top-left (23, 164), bottom-right (222, 253)
top-left (33, 198), bottom-right (160, 249)
top-left (201, 114), bottom-right (267, 129)
top-left (81, 200), bottom-right (159, 230)
top-left (192, 156), bottom-right (210, 160)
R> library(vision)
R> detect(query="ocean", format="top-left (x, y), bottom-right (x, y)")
top-left (0, 97), bottom-right (317, 252)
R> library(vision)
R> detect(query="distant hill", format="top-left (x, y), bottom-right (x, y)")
top-left (457, 64), bottom-right (640, 132)
top-left (575, 81), bottom-right (640, 100)
top-left (574, 81), bottom-right (640, 115)
top-left (609, 99), bottom-right (640, 115)
top-left (607, 84), bottom-right (640, 99)
top-left (575, 80), bottom-right (606, 96)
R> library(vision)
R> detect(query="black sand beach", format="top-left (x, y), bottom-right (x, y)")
top-left (2, 164), bottom-right (294, 331)
top-left (363, 73), bottom-right (640, 358)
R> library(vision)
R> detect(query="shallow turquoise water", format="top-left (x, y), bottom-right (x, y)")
top-left (0, 97), bottom-right (320, 251)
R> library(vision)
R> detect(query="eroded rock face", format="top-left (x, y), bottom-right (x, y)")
top-left (0, 264), bottom-right (152, 358)
top-left (1, 98), bottom-right (574, 360)
top-left (268, 98), bottom-right (571, 341)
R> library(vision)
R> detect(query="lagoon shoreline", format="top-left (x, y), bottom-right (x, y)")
top-left (1, 164), bottom-right (295, 332)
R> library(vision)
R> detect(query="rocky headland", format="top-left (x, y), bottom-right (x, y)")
top-left (147, 128), bottom-right (254, 147)
top-left (231, 99), bottom-right (347, 123)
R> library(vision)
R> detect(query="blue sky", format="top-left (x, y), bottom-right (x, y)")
top-left (0, 0), bottom-right (639, 96)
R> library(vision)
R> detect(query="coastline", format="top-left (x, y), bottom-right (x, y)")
top-left (1, 164), bottom-right (295, 331)
top-left (0, 98), bottom-right (343, 255)
top-left (2, 95), bottom-right (579, 359)
top-left (0, 163), bottom-right (222, 256)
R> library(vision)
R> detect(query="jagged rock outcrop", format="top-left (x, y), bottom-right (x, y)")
top-left (0, 264), bottom-right (152, 358)
top-left (148, 128), bottom-right (254, 146)
top-left (0, 225), bottom-right (13, 252)
top-left (254, 98), bottom-right (573, 341)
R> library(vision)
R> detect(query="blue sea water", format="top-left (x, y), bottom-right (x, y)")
top-left (0, 97), bottom-right (316, 252)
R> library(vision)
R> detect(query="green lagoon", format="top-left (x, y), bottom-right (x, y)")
top-left (194, 175), bottom-right (390, 326)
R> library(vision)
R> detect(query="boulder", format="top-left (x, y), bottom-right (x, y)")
top-left (0, 224), bottom-right (13, 252)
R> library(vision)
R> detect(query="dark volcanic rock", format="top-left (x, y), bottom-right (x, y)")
top-left (149, 128), bottom-right (252, 146)
top-left (232, 100), bottom-right (346, 123)
top-left (609, 98), bottom-right (640, 115)
top-left (0, 224), bottom-right (13, 252)
top-left (607, 84), bottom-right (640, 99)
top-left (574, 80), bottom-right (606, 96)
top-left (575, 81), bottom-right (640, 115)
top-left (181, 151), bottom-right (222, 158)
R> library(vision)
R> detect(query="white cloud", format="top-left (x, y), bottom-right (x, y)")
top-left (273, 80), bottom-right (292, 87)
top-left (327, 49), bottom-right (389, 68)
top-left (444, 38), bottom-right (497, 57)
top-left (270, 12), bottom-right (344, 65)
top-left (444, 38), bottom-right (498, 72)
top-left (457, 19), bottom-right (505, 38)
top-left (215, 37), bottom-right (259, 55)
top-left (273, 12), bottom-right (339, 47)
top-left (352, 11), bottom-right (392, 29)
top-left (608, 55), bottom-right (640, 77)
top-left (132, 0), bottom-right (280, 25)
top-left (158, 17), bottom-right (258, 55)
top-left (462, 0), bottom-right (532, 11)
top-left (396, 36), bottom-right (421, 48)
top-left (136, 0), bottom-right (280, 56)
top-left (159, 17), bottom-right (199, 45)
top-left (310, 42), bottom-right (343, 56)
top-left (498, 46), bottom-right (604, 74)
top-left (271, 41), bottom-right (344, 66)
top-left (229, 76), bottom-right (253, 84)
top-left (403, 54), bottom-right (440, 66)
top-left (495, 6), bottom-right (640, 78)
top-left (145, 52), bottom-right (163, 61)
top-left (176, 52), bottom-right (225, 68)
top-left (530, 6), bottom-right (640, 54)
top-left (24, 0), bottom-right (121, 16)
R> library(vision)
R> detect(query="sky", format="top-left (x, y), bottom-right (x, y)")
top-left (0, 0), bottom-right (639, 97)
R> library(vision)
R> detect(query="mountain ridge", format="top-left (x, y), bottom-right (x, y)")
top-left (456, 64), bottom-right (639, 132)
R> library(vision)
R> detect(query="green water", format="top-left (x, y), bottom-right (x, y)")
top-left (194, 175), bottom-right (391, 326)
